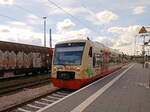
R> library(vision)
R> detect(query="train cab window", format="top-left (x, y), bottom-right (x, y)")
top-left (89, 47), bottom-right (92, 57)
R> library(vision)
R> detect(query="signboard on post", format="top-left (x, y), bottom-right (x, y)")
top-left (139, 26), bottom-right (147, 34)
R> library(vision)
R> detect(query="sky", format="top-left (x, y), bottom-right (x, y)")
top-left (0, 0), bottom-right (150, 55)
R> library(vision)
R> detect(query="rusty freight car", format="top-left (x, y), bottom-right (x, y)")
top-left (0, 41), bottom-right (53, 77)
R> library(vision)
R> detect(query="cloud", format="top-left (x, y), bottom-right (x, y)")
top-left (107, 25), bottom-right (141, 43)
top-left (0, 24), bottom-right (43, 46)
top-left (27, 14), bottom-right (39, 20)
top-left (57, 19), bottom-right (75, 32)
top-left (7, 21), bottom-right (33, 30)
top-left (0, 0), bottom-right (14, 5)
top-left (0, 29), bottom-right (9, 32)
top-left (94, 36), bottom-right (114, 47)
top-left (52, 28), bottom-right (91, 47)
top-left (0, 21), bottom-right (90, 48)
top-left (87, 10), bottom-right (118, 25)
top-left (65, 28), bottom-right (91, 39)
top-left (49, 7), bottom-right (91, 15)
top-left (8, 21), bottom-right (26, 26)
top-left (107, 25), bottom-right (140, 36)
top-left (94, 36), bottom-right (132, 49)
top-left (115, 39), bottom-right (132, 47)
top-left (96, 10), bottom-right (118, 24)
top-left (93, 36), bottom-right (133, 54)
top-left (26, 14), bottom-right (44, 25)
top-left (49, 0), bottom-right (76, 7)
top-left (0, 25), bottom-right (10, 32)
top-left (133, 6), bottom-right (145, 14)
top-left (106, 25), bottom-right (141, 54)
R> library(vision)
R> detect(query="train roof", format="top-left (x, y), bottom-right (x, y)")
top-left (0, 40), bottom-right (50, 53)
top-left (109, 48), bottom-right (122, 55)
top-left (56, 39), bottom-right (107, 48)
top-left (55, 39), bottom-right (106, 53)
top-left (55, 39), bottom-right (122, 54)
top-left (56, 39), bottom-right (88, 44)
top-left (0, 40), bottom-right (49, 48)
top-left (92, 41), bottom-right (107, 49)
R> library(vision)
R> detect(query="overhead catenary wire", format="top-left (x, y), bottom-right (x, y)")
top-left (13, 4), bottom-right (42, 19)
top-left (47, 0), bottom-right (100, 35)
top-left (47, 0), bottom-right (85, 23)
top-left (0, 6), bottom-right (43, 43)
top-left (0, 14), bottom-right (20, 21)
top-left (0, 3), bottom-right (45, 23)
top-left (12, 4), bottom-right (44, 31)
top-left (0, 4), bottom-right (42, 22)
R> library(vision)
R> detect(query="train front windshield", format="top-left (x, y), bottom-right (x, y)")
top-left (53, 42), bottom-right (85, 65)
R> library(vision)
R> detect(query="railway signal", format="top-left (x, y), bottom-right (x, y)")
top-left (138, 26), bottom-right (150, 67)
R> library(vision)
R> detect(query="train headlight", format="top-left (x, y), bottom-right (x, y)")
top-left (76, 67), bottom-right (80, 72)
top-left (58, 68), bottom-right (62, 71)
top-left (53, 67), bottom-right (57, 72)
top-left (57, 66), bottom-right (63, 71)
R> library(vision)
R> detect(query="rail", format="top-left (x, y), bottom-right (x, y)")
top-left (2, 89), bottom-right (75, 112)
top-left (0, 74), bottom-right (50, 94)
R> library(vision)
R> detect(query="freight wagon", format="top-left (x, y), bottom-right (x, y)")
top-left (0, 41), bottom-right (53, 77)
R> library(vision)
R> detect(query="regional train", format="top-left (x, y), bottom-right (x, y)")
top-left (51, 39), bottom-right (125, 89)
top-left (0, 41), bottom-right (53, 77)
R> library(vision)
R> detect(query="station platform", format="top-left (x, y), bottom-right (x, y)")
top-left (38, 63), bottom-right (150, 112)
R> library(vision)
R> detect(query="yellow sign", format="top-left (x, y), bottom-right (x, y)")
top-left (139, 26), bottom-right (147, 33)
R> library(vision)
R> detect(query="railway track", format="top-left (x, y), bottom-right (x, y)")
top-left (1, 65), bottom-right (128, 112)
top-left (0, 74), bottom-right (50, 94)
top-left (7, 89), bottom-right (75, 112)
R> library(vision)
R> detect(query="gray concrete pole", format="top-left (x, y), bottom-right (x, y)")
top-left (49, 29), bottom-right (52, 48)
top-left (43, 17), bottom-right (47, 47)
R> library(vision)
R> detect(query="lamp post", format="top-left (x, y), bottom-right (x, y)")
top-left (43, 17), bottom-right (47, 47)
top-left (49, 28), bottom-right (52, 48)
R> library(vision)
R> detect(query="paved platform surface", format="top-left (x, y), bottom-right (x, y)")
top-left (39, 63), bottom-right (150, 112)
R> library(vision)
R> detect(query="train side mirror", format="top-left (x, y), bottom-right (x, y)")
top-left (89, 47), bottom-right (92, 57)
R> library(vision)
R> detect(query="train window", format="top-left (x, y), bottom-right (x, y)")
top-left (109, 56), bottom-right (120, 63)
top-left (95, 54), bottom-right (102, 67)
top-left (89, 47), bottom-right (92, 57)
top-left (109, 56), bottom-right (115, 63)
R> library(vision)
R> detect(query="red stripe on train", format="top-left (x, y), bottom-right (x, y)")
top-left (51, 67), bottom-right (121, 89)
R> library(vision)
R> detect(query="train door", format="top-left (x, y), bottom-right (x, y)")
top-left (86, 46), bottom-right (95, 78)
top-left (93, 53), bottom-right (102, 76)
top-left (105, 52), bottom-right (109, 72)
top-left (101, 51), bottom-right (105, 74)
top-left (88, 46), bottom-right (93, 70)
top-left (102, 50), bottom-right (109, 75)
